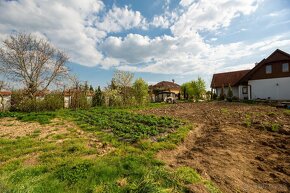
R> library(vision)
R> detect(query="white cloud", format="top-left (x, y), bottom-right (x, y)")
top-left (0, 0), bottom-right (105, 66)
top-left (151, 15), bottom-right (170, 28)
top-left (1, 0), bottom-right (289, 83)
top-left (95, 5), bottom-right (147, 33)
top-left (171, 0), bottom-right (259, 37)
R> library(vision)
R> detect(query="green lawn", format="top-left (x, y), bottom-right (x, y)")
top-left (0, 107), bottom-right (220, 193)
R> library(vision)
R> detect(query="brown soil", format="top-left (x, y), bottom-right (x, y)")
top-left (0, 118), bottom-right (71, 139)
top-left (140, 102), bottom-right (290, 193)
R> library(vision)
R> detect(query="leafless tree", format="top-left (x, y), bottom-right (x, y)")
top-left (0, 33), bottom-right (69, 98)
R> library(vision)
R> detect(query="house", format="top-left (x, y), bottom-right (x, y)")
top-left (149, 81), bottom-right (181, 102)
top-left (0, 91), bottom-right (12, 111)
top-left (211, 49), bottom-right (290, 100)
top-left (211, 70), bottom-right (251, 100)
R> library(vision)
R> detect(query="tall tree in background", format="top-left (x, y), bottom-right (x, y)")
top-left (89, 85), bottom-right (94, 92)
top-left (93, 86), bottom-right (103, 106)
top-left (181, 77), bottom-right (206, 101)
top-left (191, 77), bottom-right (206, 101)
top-left (133, 78), bottom-right (148, 105)
top-left (0, 33), bottom-right (68, 98)
top-left (112, 70), bottom-right (134, 105)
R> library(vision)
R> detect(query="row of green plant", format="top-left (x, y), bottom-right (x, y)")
top-left (67, 109), bottom-right (183, 143)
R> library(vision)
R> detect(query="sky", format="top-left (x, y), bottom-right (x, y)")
top-left (0, 0), bottom-right (290, 89)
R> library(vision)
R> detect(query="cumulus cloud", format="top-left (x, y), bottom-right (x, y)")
top-left (95, 5), bottom-right (147, 33)
top-left (1, 0), bottom-right (289, 80)
top-left (0, 0), bottom-right (105, 66)
top-left (172, 0), bottom-right (259, 37)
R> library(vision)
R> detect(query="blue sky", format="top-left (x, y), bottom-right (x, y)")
top-left (0, 0), bottom-right (290, 89)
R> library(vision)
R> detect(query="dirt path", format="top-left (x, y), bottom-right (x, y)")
top-left (141, 102), bottom-right (290, 193)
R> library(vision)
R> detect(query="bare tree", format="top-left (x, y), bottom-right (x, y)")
top-left (0, 33), bottom-right (69, 98)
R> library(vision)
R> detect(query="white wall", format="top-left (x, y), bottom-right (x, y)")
top-left (0, 95), bottom-right (11, 111)
top-left (249, 77), bottom-right (290, 100)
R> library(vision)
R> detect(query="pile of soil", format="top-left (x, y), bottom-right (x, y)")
top-left (140, 102), bottom-right (290, 193)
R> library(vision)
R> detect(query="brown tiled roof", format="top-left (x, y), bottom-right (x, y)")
top-left (211, 70), bottom-right (250, 88)
top-left (152, 81), bottom-right (180, 89)
top-left (0, 91), bottom-right (12, 96)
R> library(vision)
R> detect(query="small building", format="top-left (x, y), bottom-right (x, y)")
top-left (0, 91), bottom-right (12, 111)
top-left (149, 81), bottom-right (181, 102)
top-left (211, 70), bottom-right (250, 100)
top-left (211, 49), bottom-right (290, 100)
top-left (63, 89), bottom-right (94, 108)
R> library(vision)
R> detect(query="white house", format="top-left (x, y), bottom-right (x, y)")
top-left (211, 49), bottom-right (290, 100)
top-left (0, 91), bottom-right (12, 111)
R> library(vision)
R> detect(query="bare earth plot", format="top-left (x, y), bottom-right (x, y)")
top-left (139, 102), bottom-right (290, 193)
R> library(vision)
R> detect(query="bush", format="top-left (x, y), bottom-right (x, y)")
top-left (43, 93), bottom-right (64, 111)
top-left (212, 93), bottom-right (217, 100)
top-left (10, 91), bottom-right (63, 112)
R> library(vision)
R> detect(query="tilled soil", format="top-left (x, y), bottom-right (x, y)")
top-left (139, 102), bottom-right (290, 193)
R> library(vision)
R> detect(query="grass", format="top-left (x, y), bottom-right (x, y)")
top-left (0, 111), bottom-right (56, 124)
top-left (284, 109), bottom-right (290, 116)
top-left (0, 107), bottom-right (220, 193)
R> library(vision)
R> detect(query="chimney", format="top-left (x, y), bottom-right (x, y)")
top-left (172, 79), bottom-right (175, 83)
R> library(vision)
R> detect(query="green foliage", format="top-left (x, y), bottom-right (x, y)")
top-left (227, 84), bottom-right (233, 101)
top-left (219, 85), bottom-right (225, 100)
top-left (92, 86), bottom-right (103, 107)
top-left (271, 123), bottom-right (281, 132)
top-left (133, 78), bottom-right (149, 106)
top-left (191, 77), bottom-right (206, 101)
top-left (284, 110), bottom-right (290, 116)
top-left (181, 77), bottom-right (206, 101)
top-left (55, 161), bottom-right (93, 184)
top-left (212, 93), bottom-right (218, 100)
top-left (10, 91), bottom-right (63, 112)
top-left (244, 114), bottom-right (252, 127)
top-left (43, 93), bottom-right (64, 111)
top-left (70, 91), bottom-right (90, 110)
top-left (70, 109), bottom-right (183, 143)
top-left (0, 111), bottom-right (56, 124)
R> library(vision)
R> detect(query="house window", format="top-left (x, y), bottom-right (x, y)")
top-left (282, 63), bottom-right (289, 72)
top-left (242, 87), bottom-right (248, 94)
top-left (266, 65), bottom-right (272, 74)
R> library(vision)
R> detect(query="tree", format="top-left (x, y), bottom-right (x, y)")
top-left (0, 33), bottom-right (68, 98)
top-left (133, 78), bottom-right (148, 105)
top-left (93, 86), bottom-right (103, 107)
top-left (112, 70), bottom-right (134, 105)
top-left (89, 85), bottom-right (94, 92)
top-left (227, 84), bottom-right (233, 98)
top-left (191, 77), bottom-right (206, 101)
top-left (219, 84), bottom-right (225, 100)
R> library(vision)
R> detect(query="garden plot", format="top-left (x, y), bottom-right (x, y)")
top-left (140, 102), bottom-right (290, 193)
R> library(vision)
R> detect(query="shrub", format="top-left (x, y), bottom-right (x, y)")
top-left (219, 85), bottom-right (225, 100)
top-left (10, 91), bottom-right (64, 112)
top-left (212, 93), bottom-right (217, 100)
top-left (227, 84), bottom-right (233, 102)
top-left (44, 93), bottom-right (63, 110)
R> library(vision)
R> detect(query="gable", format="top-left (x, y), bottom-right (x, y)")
top-left (239, 49), bottom-right (290, 83)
